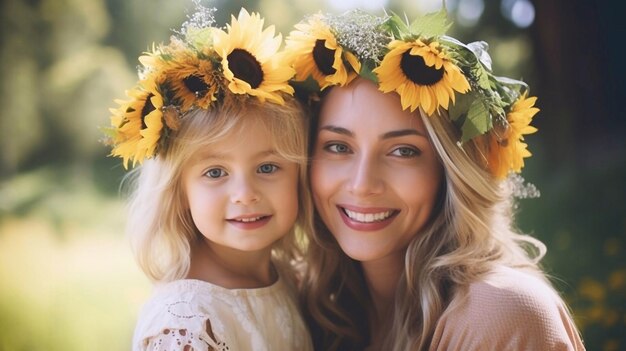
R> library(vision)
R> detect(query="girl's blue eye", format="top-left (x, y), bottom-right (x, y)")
top-left (206, 168), bottom-right (227, 178)
top-left (258, 164), bottom-right (278, 174)
top-left (391, 147), bottom-right (420, 157)
top-left (326, 143), bottom-right (350, 154)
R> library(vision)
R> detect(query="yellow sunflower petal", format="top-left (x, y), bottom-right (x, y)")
top-left (285, 15), bottom-right (359, 90)
top-left (376, 39), bottom-right (469, 116)
top-left (487, 95), bottom-right (539, 179)
top-left (213, 9), bottom-right (293, 103)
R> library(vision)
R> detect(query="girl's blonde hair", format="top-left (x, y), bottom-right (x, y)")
top-left (301, 108), bottom-right (573, 350)
top-left (125, 96), bottom-right (312, 283)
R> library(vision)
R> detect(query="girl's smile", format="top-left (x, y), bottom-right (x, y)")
top-left (226, 214), bottom-right (273, 230)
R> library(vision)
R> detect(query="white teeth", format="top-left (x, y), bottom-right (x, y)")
top-left (344, 209), bottom-right (393, 223)
top-left (235, 216), bottom-right (263, 222)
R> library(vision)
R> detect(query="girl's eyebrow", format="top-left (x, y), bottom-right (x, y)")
top-left (195, 149), bottom-right (281, 161)
top-left (319, 125), bottom-right (426, 139)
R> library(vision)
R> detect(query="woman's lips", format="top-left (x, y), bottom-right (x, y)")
top-left (337, 205), bottom-right (399, 231)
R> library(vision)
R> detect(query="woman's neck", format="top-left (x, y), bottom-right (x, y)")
top-left (361, 253), bottom-right (405, 347)
top-left (186, 238), bottom-right (276, 289)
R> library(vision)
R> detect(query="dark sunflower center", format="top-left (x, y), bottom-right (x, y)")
top-left (400, 51), bottom-right (444, 86)
top-left (183, 75), bottom-right (209, 97)
top-left (140, 93), bottom-right (156, 129)
top-left (227, 49), bottom-right (264, 89)
top-left (313, 39), bottom-right (337, 75)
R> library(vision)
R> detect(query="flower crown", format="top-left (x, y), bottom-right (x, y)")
top-left (103, 5), bottom-right (295, 168)
top-left (284, 9), bottom-right (539, 180)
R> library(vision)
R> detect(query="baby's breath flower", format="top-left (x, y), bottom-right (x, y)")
top-left (179, 0), bottom-right (217, 36)
top-left (323, 10), bottom-right (390, 63)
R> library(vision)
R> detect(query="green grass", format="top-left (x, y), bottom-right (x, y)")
top-left (0, 167), bottom-right (150, 351)
top-left (0, 218), bottom-right (151, 351)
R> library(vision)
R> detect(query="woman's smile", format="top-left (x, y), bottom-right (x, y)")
top-left (337, 205), bottom-right (400, 231)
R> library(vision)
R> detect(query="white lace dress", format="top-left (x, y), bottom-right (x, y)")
top-left (132, 275), bottom-right (313, 351)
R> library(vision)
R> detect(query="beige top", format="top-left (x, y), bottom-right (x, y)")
top-left (132, 275), bottom-right (313, 351)
top-left (430, 266), bottom-right (585, 351)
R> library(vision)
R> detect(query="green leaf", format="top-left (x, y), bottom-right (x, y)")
top-left (386, 11), bottom-right (410, 40)
top-left (443, 40), bottom-right (478, 67)
top-left (472, 65), bottom-right (491, 90)
top-left (467, 41), bottom-right (492, 71)
top-left (99, 126), bottom-right (120, 147)
top-left (409, 9), bottom-right (452, 38)
top-left (494, 75), bottom-right (528, 94)
top-left (381, 15), bottom-right (402, 39)
top-left (186, 27), bottom-right (214, 49)
top-left (359, 61), bottom-right (379, 83)
top-left (99, 126), bottom-right (118, 139)
top-left (290, 76), bottom-right (321, 102)
top-left (461, 98), bottom-right (492, 142)
top-left (160, 52), bottom-right (175, 62)
top-left (448, 91), bottom-right (475, 121)
top-left (492, 75), bottom-right (528, 106)
top-left (439, 35), bottom-right (466, 48)
top-left (441, 38), bottom-right (491, 90)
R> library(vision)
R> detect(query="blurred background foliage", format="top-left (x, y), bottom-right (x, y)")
top-left (0, 0), bottom-right (624, 350)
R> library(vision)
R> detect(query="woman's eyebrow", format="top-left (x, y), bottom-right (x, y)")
top-left (381, 129), bottom-right (426, 139)
top-left (319, 125), bottom-right (426, 139)
top-left (318, 125), bottom-right (353, 137)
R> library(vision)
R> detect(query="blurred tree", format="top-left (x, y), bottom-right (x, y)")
top-left (0, 0), bottom-right (43, 178)
top-left (0, 0), bottom-right (135, 179)
top-left (531, 1), bottom-right (624, 168)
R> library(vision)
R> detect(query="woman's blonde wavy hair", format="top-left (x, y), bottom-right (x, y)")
top-left (300, 107), bottom-right (571, 350)
top-left (124, 96), bottom-right (312, 283)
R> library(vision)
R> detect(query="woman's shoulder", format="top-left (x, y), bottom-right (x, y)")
top-left (468, 265), bottom-right (560, 309)
top-left (430, 266), bottom-right (585, 351)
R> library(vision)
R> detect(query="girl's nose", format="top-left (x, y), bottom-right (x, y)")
top-left (230, 175), bottom-right (260, 205)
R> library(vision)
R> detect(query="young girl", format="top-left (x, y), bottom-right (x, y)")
top-left (105, 7), bottom-right (313, 351)
top-left (285, 10), bottom-right (585, 351)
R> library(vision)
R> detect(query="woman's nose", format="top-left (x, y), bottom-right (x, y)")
top-left (347, 154), bottom-right (384, 197)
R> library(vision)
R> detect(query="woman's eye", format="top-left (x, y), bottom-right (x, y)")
top-left (258, 164), bottom-right (278, 174)
top-left (325, 143), bottom-right (351, 154)
top-left (390, 146), bottom-right (420, 158)
top-left (205, 168), bottom-right (227, 178)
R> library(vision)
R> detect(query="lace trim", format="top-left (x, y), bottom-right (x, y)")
top-left (147, 328), bottom-right (230, 351)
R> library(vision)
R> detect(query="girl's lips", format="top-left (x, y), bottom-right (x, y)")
top-left (336, 205), bottom-right (399, 231)
top-left (226, 215), bottom-right (272, 230)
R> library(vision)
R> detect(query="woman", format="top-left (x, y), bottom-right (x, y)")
top-left (285, 10), bottom-right (585, 351)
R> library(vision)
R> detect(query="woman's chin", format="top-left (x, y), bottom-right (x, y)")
top-left (335, 238), bottom-right (397, 263)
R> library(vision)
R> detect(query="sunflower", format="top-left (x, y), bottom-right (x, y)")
top-left (487, 95), bottom-right (539, 179)
top-left (166, 50), bottom-right (219, 112)
top-left (110, 79), bottom-right (164, 168)
top-left (137, 90), bottom-right (164, 162)
top-left (374, 39), bottom-right (470, 115)
top-left (138, 44), bottom-right (172, 84)
top-left (284, 15), bottom-right (361, 90)
top-left (212, 8), bottom-right (294, 104)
